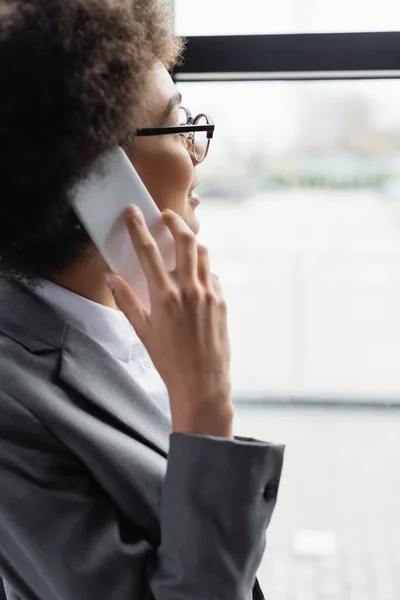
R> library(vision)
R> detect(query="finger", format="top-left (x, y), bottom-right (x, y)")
top-left (105, 273), bottom-right (149, 340)
top-left (209, 274), bottom-right (228, 341)
top-left (125, 205), bottom-right (171, 293)
top-left (210, 273), bottom-right (224, 300)
top-left (162, 210), bottom-right (198, 284)
top-left (197, 244), bottom-right (212, 289)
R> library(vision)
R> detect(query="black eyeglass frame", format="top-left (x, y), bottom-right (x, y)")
top-left (136, 109), bottom-right (215, 163)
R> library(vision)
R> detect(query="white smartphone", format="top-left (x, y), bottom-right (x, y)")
top-left (70, 146), bottom-right (176, 307)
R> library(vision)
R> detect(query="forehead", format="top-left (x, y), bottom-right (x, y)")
top-left (143, 63), bottom-right (179, 124)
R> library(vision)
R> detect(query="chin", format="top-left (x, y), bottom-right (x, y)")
top-left (188, 216), bottom-right (200, 236)
top-left (183, 210), bottom-right (200, 235)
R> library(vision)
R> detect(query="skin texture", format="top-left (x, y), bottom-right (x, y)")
top-left (54, 64), bottom-right (200, 309)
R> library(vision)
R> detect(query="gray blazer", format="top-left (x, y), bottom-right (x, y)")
top-left (0, 275), bottom-right (284, 600)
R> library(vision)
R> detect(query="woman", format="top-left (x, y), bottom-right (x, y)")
top-left (0, 1), bottom-right (285, 599)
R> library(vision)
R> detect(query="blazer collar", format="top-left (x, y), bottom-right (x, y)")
top-left (0, 275), bottom-right (171, 457)
top-left (0, 275), bottom-right (68, 352)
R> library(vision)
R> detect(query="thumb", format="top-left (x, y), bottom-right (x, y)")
top-left (105, 273), bottom-right (149, 339)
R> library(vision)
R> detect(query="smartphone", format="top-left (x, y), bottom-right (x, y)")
top-left (70, 146), bottom-right (176, 307)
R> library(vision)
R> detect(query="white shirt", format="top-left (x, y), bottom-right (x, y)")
top-left (31, 279), bottom-right (171, 415)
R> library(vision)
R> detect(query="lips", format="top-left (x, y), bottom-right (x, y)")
top-left (188, 192), bottom-right (200, 207)
top-left (188, 179), bottom-right (200, 207)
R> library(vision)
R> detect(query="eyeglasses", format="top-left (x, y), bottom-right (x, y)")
top-left (136, 106), bottom-right (215, 164)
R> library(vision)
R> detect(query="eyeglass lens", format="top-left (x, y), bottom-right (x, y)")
top-left (193, 115), bottom-right (210, 163)
top-left (178, 107), bottom-right (210, 163)
top-left (178, 106), bottom-right (190, 125)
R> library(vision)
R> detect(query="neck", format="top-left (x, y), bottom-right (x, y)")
top-left (52, 248), bottom-right (119, 310)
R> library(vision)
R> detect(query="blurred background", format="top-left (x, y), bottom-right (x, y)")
top-left (174, 2), bottom-right (400, 599)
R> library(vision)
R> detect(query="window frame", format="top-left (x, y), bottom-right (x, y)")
top-left (172, 18), bottom-right (400, 406)
top-left (173, 32), bottom-right (400, 82)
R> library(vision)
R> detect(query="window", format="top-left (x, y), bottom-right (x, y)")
top-left (178, 79), bottom-right (400, 401)
top-left (176, 33), bottom-right (400, 597)
top-left (175, 2), bottom-right (400, 596)
top-left (176, 0), bottom-right (400, 35)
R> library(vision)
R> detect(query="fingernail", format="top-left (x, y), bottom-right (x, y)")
top-left (104, 274), bottom-right (115, 293)
top-left (127, 205), bottom-right (140, 217)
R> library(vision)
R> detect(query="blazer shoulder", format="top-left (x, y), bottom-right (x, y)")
top-left (0, 331), bottom-right (62, 418)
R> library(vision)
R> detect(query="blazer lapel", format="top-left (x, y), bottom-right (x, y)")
top-left (59, 322), bottom-right (172, 457)
top-left (0, 275), bottom-right (172, 458)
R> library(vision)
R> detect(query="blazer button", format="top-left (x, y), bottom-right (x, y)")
top-left (263, 480), bottom-right (279, 502)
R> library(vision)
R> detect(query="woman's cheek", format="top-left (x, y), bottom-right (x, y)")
top-left (168, 159), bottom-right (194, 213)
top-left (129, 141), bottom-right (194, 215)
top-left (154, 147), bottom-right (194, 214)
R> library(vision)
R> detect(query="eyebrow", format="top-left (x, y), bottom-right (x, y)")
top-left (158, 91), bottom-right (182, 126)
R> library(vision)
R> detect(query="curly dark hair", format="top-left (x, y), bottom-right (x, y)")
top-left (0, 0), bottom-right (184, 286)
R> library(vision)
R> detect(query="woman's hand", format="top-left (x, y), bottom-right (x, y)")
top-left (105, 205), bottom-right (233, 439)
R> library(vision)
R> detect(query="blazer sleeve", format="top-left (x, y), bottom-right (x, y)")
top-left (0, 391), bottom-right (284, 600)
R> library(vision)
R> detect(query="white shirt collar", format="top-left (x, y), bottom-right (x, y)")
top-left (32, 278), bottom-right (136, 364)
